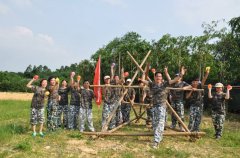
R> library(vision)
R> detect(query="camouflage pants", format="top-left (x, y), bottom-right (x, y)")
top-left (57, 104), bottom-right (68, 128)
top-left (115, 102), bottom-right (123, 126)
top-left (171, 101), bottom-right (184, 128)
top-left (146, 107), bottom-right (153, 124)
top-left (68, 105), bottom-right (79, 129)
top-left (47, 100), bottom-right (59, 131)
top-left (79, 107), bottom-right (94, 132)
top-left (188, 105), bottom-right (203, 132)
top-left (152, 105), bottom-right (166, 143)
top-left (30, 108), bottom-right (45, 125)
top-left (102, 102), bottom-right (116, 130)
top-left (121, 103), bottom-right (131, 123)
top-left (212, 112), bottom-right (225, 137)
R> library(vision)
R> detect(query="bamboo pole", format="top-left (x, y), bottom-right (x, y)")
top-left (127, 51), bottom-right (152, 82)
top-left (108, 118), bottom-right (137, 133)
top-left (82, 132), bottom-right (206, 137)
top-left (166, 100), bottom-right (190, 132)
top-left (102, 51), bottom-right (151, 132)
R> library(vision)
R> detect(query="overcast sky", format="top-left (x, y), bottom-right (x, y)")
top-left (0, 0), bottom-right (239, 72)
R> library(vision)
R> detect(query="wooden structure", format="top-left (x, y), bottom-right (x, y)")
top-left (86, 51), bottom-right (206, 140)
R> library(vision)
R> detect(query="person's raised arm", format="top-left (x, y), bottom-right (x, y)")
top-left (201, 67), bottom-right (210, 87)
top-left (26, 78), bottom-right (36, 89)
top-left (70, 72), bottom-right (75, 88)
top-left (168, 66), bottom-right (186, 85)
top-left (164, 66), bottom-right (171, 82)
top-left (225, 85), bottom-right (232, 99)
top-left (110, 64), bottom-right (115, 81)
top-left (208, 84), bottom-right (213, 99)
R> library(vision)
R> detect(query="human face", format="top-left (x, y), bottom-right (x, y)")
top-left (41, 80), bottom-right (47, 88)
top-left (61, 80), bottom-right (67, 87)
top-left (114, 76), bottom-right (119, 82)
top-left (154, 73), bottom-right (163, 83)
top-left (50, 78), bottom-right (56, 86)
top-left (216, 87), bottom-right (223, 93)
top-left (83, 81), bottom-right (90, 89)
top-left (104, 78), bottom-right (110, 84)
top-left (192, 81), bottom-right (198, 88)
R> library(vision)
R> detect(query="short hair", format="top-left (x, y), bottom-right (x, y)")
top-left (83, 80), bottom-right (89, 84)
top-left (39, 79), bottom-right (47, 86)
top-left (61, 79), bottom-right (68, 84)
top-left (155, 71), bottom-right (162, 77)
top-left (48, 76), bottom-right (56, 82)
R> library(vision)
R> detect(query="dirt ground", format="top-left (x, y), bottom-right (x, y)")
top-left (0, 92), bottom-right (33, 100)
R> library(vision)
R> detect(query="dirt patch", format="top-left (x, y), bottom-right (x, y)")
top-left (0, 92), bottom-right (33, 100)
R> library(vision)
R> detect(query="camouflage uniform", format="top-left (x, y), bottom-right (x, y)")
top-left (102, 86), bottom-right (116, 130)
top-left (30, 86), bottom-right (46, 125)
top-left (170, 81), bottom-right (189, 129)
top-left (58, 87), bottom-right (70, 128)
top-left (187, 84), bottom-right (204, 132)
top-left (149, 81), bottom-right (169, 143)
top-left (121, 87), bottom-right (135, 123)
top-left (68, 87), bottom-right (80, 129)
top-left (112, 81), bottom-right (123, 126)
top-left (47, 85), bottom-right (59, 131)
top-left (210, 92), bottom-right (227, 138)
top-left (79, 88), bottom-right (95, 132)
top-left (143, 86), bottom-right (153, 125)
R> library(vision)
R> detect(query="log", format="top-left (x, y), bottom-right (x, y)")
top-left (108, 118), bottom-right (137, 133)
top-left (166, 101), bottom-right (190, 132)
top-left (82, 132), bottom-right (206, 137)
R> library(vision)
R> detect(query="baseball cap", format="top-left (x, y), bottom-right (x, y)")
top-left (126, 78), bottom-right (132, 82)
top-left (104, 75), bottom-right (110, 80)
top-left (215, 83), bottom-right (223, 88)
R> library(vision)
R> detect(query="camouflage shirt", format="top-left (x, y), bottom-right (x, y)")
top-left (80, 88), bottom-right (94, 109)
top-left (58, 86), bottom-right (70, 105)
top-left (70, 87), bottom-right (80, 106)
top-left (188, 84), bottom-right (204, 107)
top-left (149, 81), bottom-right (169, 106)
top-left (170, 81), bottom-right (189, 102)
top-left (103, 86), bottom-right (115, 104)
top-left (47, 85), bottom-right (59, 102)
top-left (211, 92), bottom-right (226, 114)
top-left (31, 86), bottom-right (46, 109)
top-left (111, 80), bottom-right (122, 100)
top-left (143, 86), bottom-right (152, 104)
top-left (123, 88), bottom-right (135, 102)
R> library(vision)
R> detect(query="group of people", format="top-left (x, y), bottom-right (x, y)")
top-left (27, 64), bottom-right (232, 149)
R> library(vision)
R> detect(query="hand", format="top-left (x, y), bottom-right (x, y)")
top-left (70, 72), bottom-right (75, 78)
top-left (192, 88), bottom-right (197, 91)
top-left (227, 85), bottom-right (232, 90)
top-left (208, 84), bottom-right (212, 90)
top-left (206, 67), bottom-right (210, 73)
top-left (151, 68), bottom-right (156, 74)
top-left (77, 75), bottom-right (81, 81)
top-left (180, 66), bottom-right (186, 76)
top-left (164, 66), bottom-right (168, 74)
top-left (33, 75), bottom-right (39, 81)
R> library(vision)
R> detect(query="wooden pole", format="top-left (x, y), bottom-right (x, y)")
top-left (102, 51), bottom-right (151, 132)
top-left (108, 118), bottom-right (137, 133)
top-left (82, 132), bottom-right (206, 137)
top-left (166, 101), bottom-right (190, 132)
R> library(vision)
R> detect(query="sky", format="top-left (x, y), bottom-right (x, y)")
top-left (0, 0), bottom-right (239, 72)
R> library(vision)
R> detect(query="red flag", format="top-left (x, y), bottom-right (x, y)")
top-left (93, 56), bottom-right (102, 107)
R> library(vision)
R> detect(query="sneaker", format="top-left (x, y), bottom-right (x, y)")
top-left (32, 132), bottom-right (37, 137)
top-left (170, 125), bottom-right (176, 129)
top-left (216, 135), bottom-right (221, 139)
top-left (39, 132), bottom-right (44, 137)
top-left (152, 142), bottom-right (159, 149)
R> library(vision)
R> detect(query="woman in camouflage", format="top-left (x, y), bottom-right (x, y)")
top-left (27, 77), bottom-right (47, 137)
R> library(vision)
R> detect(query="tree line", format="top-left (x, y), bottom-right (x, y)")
top-left (0, 16), bottom-right (239, 92)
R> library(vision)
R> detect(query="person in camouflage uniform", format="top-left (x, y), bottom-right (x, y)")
top-left (167, 71), bottom-right (192, 131)
top-left (139, 67), bottom-right (186, 149)
top-left (121, 79), bottom-right (135, 123)
top-left (47, 76), bottom-right (60, 131)
top-left (102, 75), bottom-right (116, 130)
top-left (68, 73), bottom-right (80, 130)
top-left (208, 82), bottom-right (232, 139)
top-left (27, 78), bottom-right (47, 137)
top-left (110, 64), bottom-right (124, 126)
top-left (58, 80), bottom-right (70, 128)
top-left (79, 80), bottom-right (95, 132)
top-left (186, 68), bottom-right (209, 132)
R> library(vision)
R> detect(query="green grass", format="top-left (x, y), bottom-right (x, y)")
top-left (0, 99), bottom-right (240, 158)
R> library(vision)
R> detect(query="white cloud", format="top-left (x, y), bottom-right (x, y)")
top-left (0, 26), bottom-right (80, 72)
top-left (0, 3), bottom-right (10, 15)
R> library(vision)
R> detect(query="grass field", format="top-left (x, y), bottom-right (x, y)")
top-left (0, 99), bottom-right (240, 158)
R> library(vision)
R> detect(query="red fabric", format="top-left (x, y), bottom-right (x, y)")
top-left (93, 57), bottom-right (102, 107)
